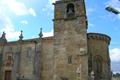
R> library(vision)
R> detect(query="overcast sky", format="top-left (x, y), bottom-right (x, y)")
top-left (0, 0), bottom-right (120, 73)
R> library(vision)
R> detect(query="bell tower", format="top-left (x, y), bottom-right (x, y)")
top-left (53, 0), bottom-right (88, 80)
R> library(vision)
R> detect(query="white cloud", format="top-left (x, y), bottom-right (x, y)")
top-left (1, 26), bottom-right (20, 40)
top-left (21, 20), bottom-right (28, 25)
top-left (43, 30), bottom-right (53, 37)
top-left (42, 1), bottom-right (54, 16)
top-left (1, 0), bottom-right (37, 16)
top-left (5, 0), bottom-right (28, 15)
top-left (42, 4), bottom-right (52, 13)
top-left (106, 0), bottom-right (120, 19)
top-left (110, 48), bottom-right (120, 62)
top-left (86, 8), bottom-right (95, 16)
top-left (88, 23), bottom-right (95, 27)
top-left (42, 0), bottom-right (59, 16)
top-left (29, 8), bottom-right (36, 17)
top-left (49, 0), bottom-right (57, 4)
top-left (118, 14), bottom-right (120, 19)
top-left (0, 16), bottom-right (20, 41)
top-left (106, 0), bottom-right (120, 7)
top-left (0, 0), bottom-right (24, 41)
top-left (30, 30), bottom-right (54, 38)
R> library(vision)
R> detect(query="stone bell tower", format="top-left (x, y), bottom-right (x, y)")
top-left (53, 0), bottom-right (88, 80)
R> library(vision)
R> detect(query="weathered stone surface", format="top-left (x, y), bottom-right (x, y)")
top-left (54, 1), bottom-right (88, 80)
top-left (0, 0), bottom-right (111, 80)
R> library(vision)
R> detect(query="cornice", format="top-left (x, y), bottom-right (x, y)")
top-left (87, 33), bottom-right (111, 45)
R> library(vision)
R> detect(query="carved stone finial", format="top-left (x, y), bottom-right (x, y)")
top-left (39, 28), bottom-right (43, 38)
top-left (1, 32), bottom-right (6, 39)
top-left (19, 30), bottom-right (23, 40)
top-left (0, 31), bottom-right (7, 42)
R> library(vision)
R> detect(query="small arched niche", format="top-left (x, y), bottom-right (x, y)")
top-left (66, 3), bottom-right (75, 18)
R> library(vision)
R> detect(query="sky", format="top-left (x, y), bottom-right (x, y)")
top-left (0, 0), bottom-right (120, 73)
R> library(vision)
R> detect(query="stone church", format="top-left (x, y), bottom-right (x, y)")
top-left (0, 0), bottom-right (111, 80)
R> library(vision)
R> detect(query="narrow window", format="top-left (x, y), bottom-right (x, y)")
top-left (26, 47), bottom-right (32, 59)
top-left (6, 56), bottom-right (12, 66)
top-left (68, 56), bottom-right (72, 64)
